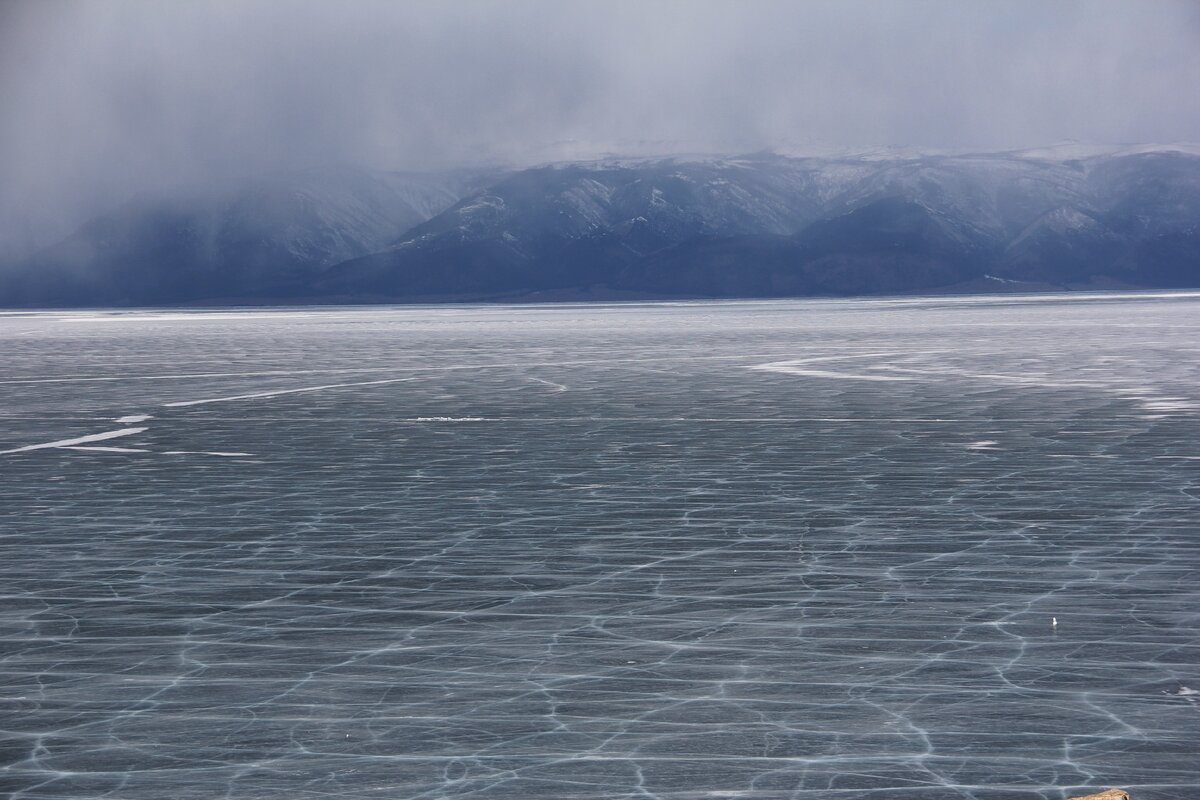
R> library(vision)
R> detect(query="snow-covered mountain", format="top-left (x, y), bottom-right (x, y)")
top-left (4, 147), bottom-right (1199, 305)
top-left (316, 155), bottom-right (840, 298)
top-left (2, 166), bottom-right (499, 305)
top-left (319, 148), bottom-right (1200, 300)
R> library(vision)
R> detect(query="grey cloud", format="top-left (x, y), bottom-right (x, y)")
top-left (1, 0), bottom-right (1198, 256)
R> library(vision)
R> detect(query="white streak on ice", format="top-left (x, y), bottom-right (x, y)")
top-left (0, 368), bottom-right (398, 385)
top-left (163, 451), bottom-right (253, 457)
top-left (751, 352), bottom-right (1200, 418)
top-left (163, 377), bottom-right (417, 407)
top-left (64, 446), bottom-right (149, 453)
top-left (114, 414), bottom-right (153, 423)
top-left (60, 313), bottom-right (328, 323)
top-left (749, 353), bottom-right (918, 382)
top-left (2, 353), bottom-right (798, 386)
top-left (1138, 399), bottom-right (1198, 412)
top-left (0, 427), bottom-right (148, 455)
top-left (528, 377), bottom-right (568, 392)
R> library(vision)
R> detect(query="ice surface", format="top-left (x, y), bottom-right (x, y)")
top-left (1, 294), bottom-right (1199, 799)
top-left (0, 425), bottom-right (147, 454)
top-left (161, 376), bottom-right (418, 407)
top-left (749, 353), bottom-right (922, 382)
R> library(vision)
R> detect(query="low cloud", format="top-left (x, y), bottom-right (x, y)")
top-left (2, 0), bottom-right (1198, 255)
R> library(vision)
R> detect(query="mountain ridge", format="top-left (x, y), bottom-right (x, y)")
top-left (4, 147), bottom-right (1199, 306)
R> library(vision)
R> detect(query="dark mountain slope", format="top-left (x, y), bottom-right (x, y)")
top-left (317, 151), bottom-right (1116, 300)
top-left (4, 147), bottom-right (1199, 306)
top-left (987, 153), bottom-right (1200, 287)
top-left (315, 156), bottom-right (837, 298)
top-left (623, 196), bottom-right (994, 297)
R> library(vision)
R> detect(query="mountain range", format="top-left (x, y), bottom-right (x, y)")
top-left (3, 145), bottom-right (1199, 306)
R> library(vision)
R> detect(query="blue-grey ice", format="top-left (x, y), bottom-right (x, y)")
top-left (1, 293), bottom-right (1198, 800)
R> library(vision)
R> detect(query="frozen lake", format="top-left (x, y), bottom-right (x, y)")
top-left (2, 294), bottom-right (1199, 799)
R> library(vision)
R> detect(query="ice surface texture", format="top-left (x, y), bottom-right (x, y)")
top-left (1, 294), bottom-right (1198, 799)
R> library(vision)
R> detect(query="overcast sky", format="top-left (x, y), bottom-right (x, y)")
top-left (2, 0), bottom-right (1199, 254)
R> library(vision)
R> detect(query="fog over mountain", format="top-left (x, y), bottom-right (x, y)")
top-left (1, 0), bottom-right (1198, 302)
top-left (5, 146), bottom-right (1199, 306)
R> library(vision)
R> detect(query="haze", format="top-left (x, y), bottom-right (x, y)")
top-left (2, 0), bottom-right (1199, 257)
